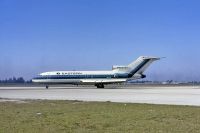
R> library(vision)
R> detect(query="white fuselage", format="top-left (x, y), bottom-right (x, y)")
top-left (32, 70), bottom-right (129, 85)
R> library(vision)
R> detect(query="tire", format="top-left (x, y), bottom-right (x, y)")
top-left (96, 84), bottom-right (104, 88)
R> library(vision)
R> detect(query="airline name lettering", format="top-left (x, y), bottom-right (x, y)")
top-left (57, 72), bottom-right (82, 75)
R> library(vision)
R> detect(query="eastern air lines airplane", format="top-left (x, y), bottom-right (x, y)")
top-left (32, 56), bottom-right (160, 88)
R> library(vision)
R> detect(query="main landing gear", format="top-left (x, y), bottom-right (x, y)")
top-left (45, 85), bottom-right (49, 89)
top-left (95, 84), bottom-right (104, 88)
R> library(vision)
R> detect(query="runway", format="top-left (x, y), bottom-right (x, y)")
top-left (1, 85), bottom-right (200, 106)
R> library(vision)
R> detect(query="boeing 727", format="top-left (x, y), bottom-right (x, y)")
top-left (32, 56), bottom-right (160, 88)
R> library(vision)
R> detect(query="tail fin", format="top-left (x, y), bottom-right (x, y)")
top-left (127, 56), bottom-right (160, 77)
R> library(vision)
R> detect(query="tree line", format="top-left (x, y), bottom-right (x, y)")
top-left (0, 77), bottom-right (31, 83)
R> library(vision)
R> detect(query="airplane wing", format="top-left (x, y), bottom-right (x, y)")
top-left (80, 79), bottom-right (127, 84)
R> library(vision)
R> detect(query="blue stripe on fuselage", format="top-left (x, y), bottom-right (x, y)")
top-left (33, 74), bottom-right (129, 80)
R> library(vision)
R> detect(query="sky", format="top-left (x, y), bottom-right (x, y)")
top-left (0, 0), bottom-right (200, 81)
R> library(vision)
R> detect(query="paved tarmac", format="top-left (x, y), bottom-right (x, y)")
top-left (0, 85), bottom-right (200, 106)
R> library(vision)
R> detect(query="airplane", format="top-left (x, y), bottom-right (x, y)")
top-left (32, 56), bottom-right (160, 88)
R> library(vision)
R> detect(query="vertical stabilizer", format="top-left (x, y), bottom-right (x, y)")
top-left (127, 56), bottom-right (160, 77)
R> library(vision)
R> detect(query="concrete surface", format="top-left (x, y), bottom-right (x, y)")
top-left (1, 86), bottom-right (200, 106)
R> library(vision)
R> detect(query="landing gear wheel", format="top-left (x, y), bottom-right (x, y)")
top-left (95, 84), bottom-right (104, 88)
top-left (46, 85), bottom-right (49, 89)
